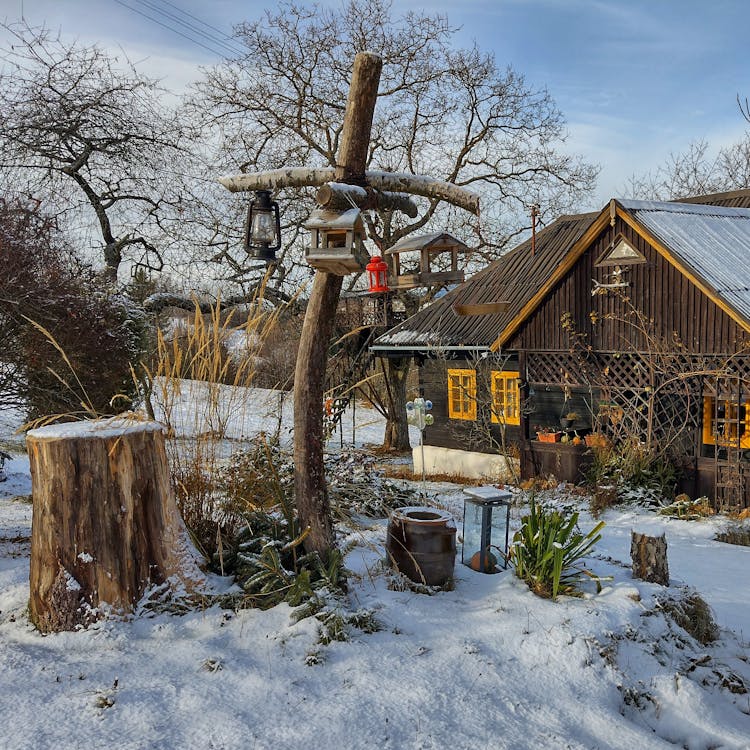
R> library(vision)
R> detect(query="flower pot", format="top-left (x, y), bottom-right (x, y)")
top-left (537, 431), bottom-right (561, 443)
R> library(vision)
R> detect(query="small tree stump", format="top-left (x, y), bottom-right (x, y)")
top-left (27, 418), bottom-right (204, 632)
top-left (631, 531), bottom-right (669, 586)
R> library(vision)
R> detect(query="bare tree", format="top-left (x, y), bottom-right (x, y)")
top-left (625, 135), bottom-right (750, 200)
top-left (190, 0), bottom-right (598, 448)
top-left (0, 22), bottom-right (187, 282)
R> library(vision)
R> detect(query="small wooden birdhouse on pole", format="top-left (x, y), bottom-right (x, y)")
top-left (305, 207), bottom-right (369, 275)
top-left (385, 232), bottom-right (468, 290)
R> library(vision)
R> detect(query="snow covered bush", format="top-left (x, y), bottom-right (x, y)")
top-left (510, 498), bottom-right (605, 599)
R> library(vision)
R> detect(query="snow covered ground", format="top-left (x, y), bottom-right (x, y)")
top-left (2, 390), bottom-right (750, 749)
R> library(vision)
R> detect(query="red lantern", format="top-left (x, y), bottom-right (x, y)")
top-left (366, 255), bottom-right (389, 293)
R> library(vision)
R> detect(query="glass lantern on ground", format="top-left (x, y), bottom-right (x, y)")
top-left (462, 486), bottom-right (512, 573)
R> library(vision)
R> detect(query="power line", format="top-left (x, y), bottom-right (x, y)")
top-left (156, 0), bottom-right (243, 51)
top-left (130, 0), bottom-right (245, 57)
top-left (111, 0), bottom-right (244, 60)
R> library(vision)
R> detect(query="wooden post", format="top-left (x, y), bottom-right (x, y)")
top-left (27, 418), bottom-right (204, 632)
top-left (631, 530), bottom-right (669, 586)
top-left (294, 52), bottom-right (382, 558)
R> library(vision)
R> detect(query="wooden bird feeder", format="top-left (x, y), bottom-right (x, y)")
top-left (385, 232), bottom-right (468, 290)
top-left (305, 207), bottom-right (369, 275)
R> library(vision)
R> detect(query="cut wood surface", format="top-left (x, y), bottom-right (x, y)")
top-left (27, 418), bottom-right (203, 632)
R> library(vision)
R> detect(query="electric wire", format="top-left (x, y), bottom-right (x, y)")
top-left (127, 0), bottom-right (245, 57)
top-left (154, 0), bottom-right (243, 51)
top-left (111, 0), bottom-right (243, 59)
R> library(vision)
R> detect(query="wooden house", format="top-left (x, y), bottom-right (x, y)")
top-left (372, 189), bottom-right (750, 509)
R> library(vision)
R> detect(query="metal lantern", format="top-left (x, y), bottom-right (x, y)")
top-left (245, 189), bottom-right (281, 263)
top-left (462, 486), bottom-right (512, 573)
top-left (366, 255), bottom-right (389, 293)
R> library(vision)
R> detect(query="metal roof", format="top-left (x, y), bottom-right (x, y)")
top-left (619, 199), bottom-right (750, 323)
top-left (373, 212), bottom-right (597, 351)
top-left (374, 191), bottom-right (750, 354)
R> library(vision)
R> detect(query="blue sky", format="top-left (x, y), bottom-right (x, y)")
top-left (1, 0), bottom-right (747, 210)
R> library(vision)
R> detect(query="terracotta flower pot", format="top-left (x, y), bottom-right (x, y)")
top-left (537, 431), bottom-right (561, 443)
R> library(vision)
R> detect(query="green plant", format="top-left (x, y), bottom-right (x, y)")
top-left (584, 435), bottom-right (679, 505)
top-left (509, 498), bottom-right (606, 599)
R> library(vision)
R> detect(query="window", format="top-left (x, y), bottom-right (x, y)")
top-left (491, 371), bottom-right (521, 425)
top-left (447, 368), bottom-right (477, 420)
top-left (703, 396), bottom-right (750, 448)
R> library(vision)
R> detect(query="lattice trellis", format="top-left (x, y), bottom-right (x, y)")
top-left (527, 350), bottom-right (703, 457)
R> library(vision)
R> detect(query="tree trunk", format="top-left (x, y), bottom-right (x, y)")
top-left (383, 356), bottom-right (412, 451)
top-left (293, 271), bottom-right (343, 556)
top-left (630, 531), bottom-right (669, 586)
top-left (293, 52), bottom-right (383, 559)
top-left (27, 418), bottom-right (203, 632)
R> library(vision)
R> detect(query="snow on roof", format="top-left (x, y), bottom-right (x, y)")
top-left (386, 232), bottom-right (469, 254)
top-left (620, 199), bottom-right (750, 323)
top-left (304, 208), bottom-right (362, 229)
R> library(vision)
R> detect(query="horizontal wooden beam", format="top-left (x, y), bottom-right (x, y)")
top-left (453, 302), bottom-right (509, 316)
top-left (218, 168), bottom-right (480, 215)
top-left (316, 182), bottom-right (418, 218)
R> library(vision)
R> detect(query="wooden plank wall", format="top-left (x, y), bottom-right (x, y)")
top-left (419, 357), bottom-right (522, 451)
top-left (507, 217), bottom-right (747, 355)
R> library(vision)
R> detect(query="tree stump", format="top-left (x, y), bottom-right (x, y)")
top-left (630, 531), bottom-right (669, 586)
top-left (27, 418), bottom-right (204, 632)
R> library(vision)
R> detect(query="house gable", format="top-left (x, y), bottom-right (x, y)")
top-left (496, 200), bottom-right (750, 355)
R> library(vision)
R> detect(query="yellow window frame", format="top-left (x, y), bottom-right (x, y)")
top-left (447, 368), bottom-right (477, 420)
top-left (491, 371), bottom-right (521, 425)
top-left (702, 395), bottom-right (750, 448)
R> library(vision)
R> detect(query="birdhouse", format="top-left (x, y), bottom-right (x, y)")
top-left (305, 208), bottom-right (369, 275)
top-left (385, 232), bottom-right (468, 290)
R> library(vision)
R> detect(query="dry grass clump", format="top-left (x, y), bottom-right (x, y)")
top-left (657, 590), bottom-right (719, 645)
top-left (657, 494), bottom-right (715, 520)
top-left (144, 294), bottom-right (285, 557)
top-left (715, 526), bottom-right (750, 548)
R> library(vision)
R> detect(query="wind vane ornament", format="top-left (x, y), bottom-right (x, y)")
top-left (407, 397), bottom-right (434, 493)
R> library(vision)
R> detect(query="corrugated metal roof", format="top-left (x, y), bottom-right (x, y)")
top-left (374, 212), bottom-right (597, 350)
top-left (620, 199), bottom-right (750, 323)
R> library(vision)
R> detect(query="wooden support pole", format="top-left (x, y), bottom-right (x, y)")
top-left (293, 52), bottom-right (383, 558)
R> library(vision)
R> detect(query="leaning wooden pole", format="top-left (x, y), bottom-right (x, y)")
top-left (294, 52), bottom-right (382, 558)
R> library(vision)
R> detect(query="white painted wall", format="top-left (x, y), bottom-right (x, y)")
top-left (412, 445), bottom-right (517, 482)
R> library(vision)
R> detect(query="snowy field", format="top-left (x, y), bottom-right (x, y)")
top-left (2, 389), bottom-right (750, 749)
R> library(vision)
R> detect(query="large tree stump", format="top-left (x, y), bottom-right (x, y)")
top-left (27, 418), bottom-right (204, 632)
top-left (631, 531), bottom-right (669, 586)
